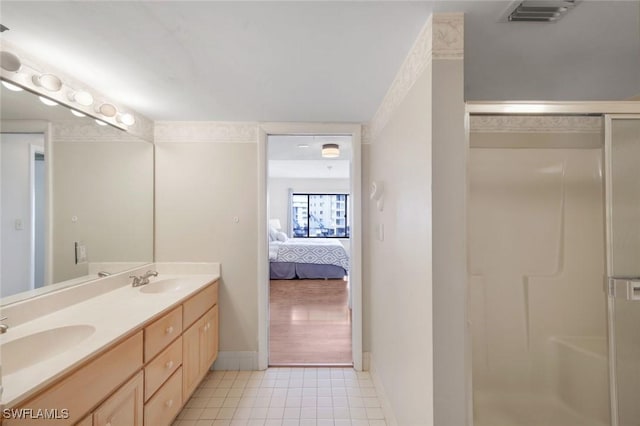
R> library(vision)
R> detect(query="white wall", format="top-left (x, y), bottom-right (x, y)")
top-left (154, 124), bottom-right (259, 355)
top-left (0, 133), bottom-right (44, 297)
top-left (268, 177), bottom-right (351, 254)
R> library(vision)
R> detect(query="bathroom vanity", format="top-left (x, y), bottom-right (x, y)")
top-left (0, 264), bottom-right (219, 426)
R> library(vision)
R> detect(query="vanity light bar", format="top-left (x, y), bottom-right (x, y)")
top-left (0, 48), bottom-right (136, 130)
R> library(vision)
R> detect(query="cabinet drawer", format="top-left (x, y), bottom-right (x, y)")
top-left (144, 336), bottom-right (182, 401)
top-left (11, 332), bottom-right (143, 426)
top-left (93, 371), bottom-right (143, 426)
top-left (144, 306), bottom-right (182, 362)
top-left (143, 368), bottom-right (182, 426)
top-left (183, 281), bottom-right (218, 328)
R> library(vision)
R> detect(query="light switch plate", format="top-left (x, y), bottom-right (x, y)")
top-left (75, 241), bottom-right (87, 264)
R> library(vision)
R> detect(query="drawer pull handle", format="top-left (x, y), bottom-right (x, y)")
top-left (165, 399), bottom-right (174, 408)
top-left (165, 360), bottom-right (174, 369)
top-left (165, 326), bottom-right (174, 334)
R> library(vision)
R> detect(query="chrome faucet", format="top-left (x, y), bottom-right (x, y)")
top-left (130, 270), bottom-right (158, 287)
top-left (0, 317), bottom-right (8, 334)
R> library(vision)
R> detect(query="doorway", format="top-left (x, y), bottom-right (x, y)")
top-left (257, 123), bottom-right (363, 370)
top-left (0, 133), bottom-right (46, 297)
top-left (267, 134), bottom-right (353, 366)
top-left (32, 147), bottom-right (45, 289)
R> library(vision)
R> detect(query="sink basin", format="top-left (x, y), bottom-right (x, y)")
top-left (1, 324), bottom-right (96, 375)
top-left (139, 278), bottom-right (185, 294)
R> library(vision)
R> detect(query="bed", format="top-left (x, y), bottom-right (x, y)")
top-left (269, 238), bottom-right (349, 280)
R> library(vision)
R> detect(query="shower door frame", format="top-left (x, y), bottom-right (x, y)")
top-left (604, 114), bottom-right (640, 426)
top-left (464, 101), bottom-right (640, 426)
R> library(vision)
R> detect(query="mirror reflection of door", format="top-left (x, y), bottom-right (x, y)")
top-left (33, 149), bottom-right (45, 289)
top-left (0, 133), bottom-right (45, 297)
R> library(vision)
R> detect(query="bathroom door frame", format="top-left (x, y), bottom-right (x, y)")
top-left (464, 101), bottom-right (640, 426)
top-left (256, 122), bottom-right (363, 371)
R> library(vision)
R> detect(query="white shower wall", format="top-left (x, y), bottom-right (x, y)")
top-left (468, 144), bottom-right (607, 397)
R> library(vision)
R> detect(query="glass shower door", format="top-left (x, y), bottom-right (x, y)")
top-left (605, 115), bottom-right (640, 426)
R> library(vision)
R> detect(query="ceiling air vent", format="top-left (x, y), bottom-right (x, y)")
top-left (507, 0), bottom-right (578, 22)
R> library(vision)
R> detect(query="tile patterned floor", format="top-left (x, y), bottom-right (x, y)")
top-left (172, 368), bottom-right (387, 426)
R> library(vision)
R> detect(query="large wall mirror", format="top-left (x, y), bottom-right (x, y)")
top-left (1, 83), bottom-right (154, 305)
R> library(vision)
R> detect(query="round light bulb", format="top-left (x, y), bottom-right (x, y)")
top-left (1, 80), bottom-right (23, 91)
top-left (96, 103), bottom-right (117, 117)
top-left (95, 119), bottom-right (108, 126)
top-left (32, 74), bottom-right (62, 92)
top-left (69, 90), bottom-right (94, 106)
top-left (39, 96), bottom-right (58, 106)
top-left (117, 113), bottom-right (135, 126)
top-left (70, 109), bottom-right (86, 118)
top-left (0, 51), bottom-right (22, 72)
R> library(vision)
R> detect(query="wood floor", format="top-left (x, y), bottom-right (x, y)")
top-left (269, 279), bottom-right (352, 366)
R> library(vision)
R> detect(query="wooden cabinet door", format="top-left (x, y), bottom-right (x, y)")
top-left (76, 415), bottom-right (92, 426)
top-left (201, 305), bottom-right (219, 372)
top-left (181, 319), bottom-right (202, 400)
top-left (93, 371), bottom-right (143, 426)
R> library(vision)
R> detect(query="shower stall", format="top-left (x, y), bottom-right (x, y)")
top-left (466, 108), bottom-right (640, 426)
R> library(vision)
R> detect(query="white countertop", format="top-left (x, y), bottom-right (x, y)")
top-left (0, 272), bottom-right (219, 408)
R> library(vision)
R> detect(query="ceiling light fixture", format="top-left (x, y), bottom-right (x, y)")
top-left (116, 113), bottom-right (135, 126)
top-left (32, 73), bottom-right (63, 92)
top-left (39, 96), bottom-right (58, 106)
top-left (68, 90), bottom-right (94, 106)
top-left (322, 143), bottom-right (340, 158)
top-left (1, 80), bottom-right (23, 91)
top-left (1, 47), bottom-right (138, 132)
top-left (0, 51), bottom-right (21, 72)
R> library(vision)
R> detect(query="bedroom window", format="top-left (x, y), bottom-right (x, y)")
top-left (291, 193), bottom-right (349, 238)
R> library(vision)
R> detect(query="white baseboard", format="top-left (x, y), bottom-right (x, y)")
top-left (362, 351), bottom-right (371, 371)
top-left (212, 351), bottom-right (259, 371)
top-left (369, 353), bottom-right (398, 426)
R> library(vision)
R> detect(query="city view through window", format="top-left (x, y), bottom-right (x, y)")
top-left (291, 194), bottom-right (349, 238)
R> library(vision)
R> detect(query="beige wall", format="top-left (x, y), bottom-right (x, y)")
top-left (367, 67), bottom-right (434, 424)
top-left (154, 138), bottom-right (259, 353)
top-left (52, 139), bottom-right (153, 283)
top-left (431, 59), bottom-right (467, 426)
top-left (366, 13), bottom-right (466, 425)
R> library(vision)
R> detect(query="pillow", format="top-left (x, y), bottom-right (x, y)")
top-left (276, 231), bottom-right (288, 242)
top-left (269, 227), bottom-right (279, 242)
